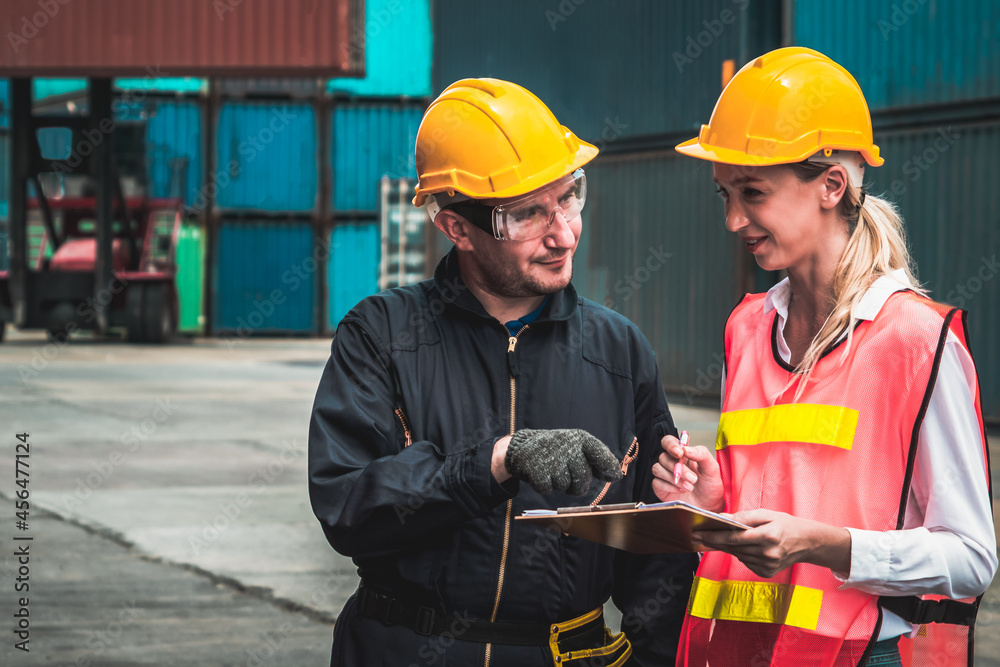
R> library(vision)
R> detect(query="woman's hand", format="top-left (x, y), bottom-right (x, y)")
top-left (651, 434), bottom-right (725, 512)
top-left (692, 509), bottom-right (852, 579)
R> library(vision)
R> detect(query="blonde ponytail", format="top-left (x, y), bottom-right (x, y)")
top-left (784, 162), bottom-right (926, 400)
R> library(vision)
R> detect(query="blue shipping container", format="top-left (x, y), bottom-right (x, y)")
top-left (146, 100), bottom-right (203, 207)
top-left (213, 220), bottom-right (316, 333)
top-left (328, 222), bottom-right (380, 329)
top-left (332, 104), bottom-right (423, 212)
top-left (793, 0), bottom-right (1000, 109)
top-left (217, 102), bottom-right (317, 211)
top-left (328, 0), bottom-right (432, 97)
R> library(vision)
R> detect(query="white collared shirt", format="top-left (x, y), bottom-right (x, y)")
top-left (722, 269), bottom-right (997, 639)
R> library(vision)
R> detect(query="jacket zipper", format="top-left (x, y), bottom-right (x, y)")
top-left (484, 324), bottom-right (528, 667)
top-left (394, 408), bottom-right (413, 448)
top-left (590, 436), bottom-right (639, 506)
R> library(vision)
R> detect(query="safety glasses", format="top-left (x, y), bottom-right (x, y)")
top-left (447, 169), bottom-right (587, 242)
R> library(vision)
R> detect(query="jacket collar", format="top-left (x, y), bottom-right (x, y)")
top-left (431, 246), bottom-right (578, 323)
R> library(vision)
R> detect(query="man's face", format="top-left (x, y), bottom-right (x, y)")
top-left (462, 181), bottom-right (583, 299)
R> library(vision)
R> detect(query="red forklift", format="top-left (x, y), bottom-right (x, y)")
top-left (0, 79), bottom-right (180, 344)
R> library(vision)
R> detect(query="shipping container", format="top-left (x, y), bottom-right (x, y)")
top-left (792, 0), bottom-right (1000, 110)
top-left (432, 0), bottom-right (780, 143)
top-left (328, 221), bottom-right (380, 329)
top-left (865, 120), bottom-right (1000, 421)
top-left (217, 101), bottom-right (318, 211)
top-left (574, 151), bottom-right (742, 398)
top-left (332, 103), bottom-right (423, 212)
top-left (2, 0), bottom-right (363, 77)
top-left (0, 132), bottom-right (8, 220)
top-left (176, 221), bottom-right (206, 334)
top-left (146, 100), bottom-right (203, 207)
top-left (213, 219), bottom-right (316, 333)
top-left (329, 0), bottom-right (432, 97)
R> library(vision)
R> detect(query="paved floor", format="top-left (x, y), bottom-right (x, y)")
top-left (0, 328), bottom-right (998, 665)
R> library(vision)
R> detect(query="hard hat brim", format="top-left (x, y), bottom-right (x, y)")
top-left (675, 136), bottom-right (884, 168)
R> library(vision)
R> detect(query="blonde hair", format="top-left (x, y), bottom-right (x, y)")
top-left (783, 161), bottom-right (927, 399)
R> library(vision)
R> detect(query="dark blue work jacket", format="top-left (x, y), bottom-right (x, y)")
top-left (309, 248), bottom-right (697, 666)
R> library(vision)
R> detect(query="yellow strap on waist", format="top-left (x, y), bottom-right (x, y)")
top-left (688, 576), bottom-right (823, 630)
top-left (716, 403), bottom-right (859, 451)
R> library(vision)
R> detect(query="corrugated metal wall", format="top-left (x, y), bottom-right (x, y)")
top-left (863, 120), bottom-right (1000, 419)
top-left (328, 222), bottom-right (380, 328)
top-left (146, 100), bottom-right (202, 207)
top-left (793, 0), bottom-right (1000, 109)
top-left (329, 0), bottom-right (433, 97)
top-left (433, 0), bottom-right (779, 142)
top-left (216, 101), bottom-right (317, 211)
top-left (331, 103), bottom-right (423, 212)
top-left (213, 220), bottom-right (317, 333)
top-left (576, 152), bottom-right (742, 395)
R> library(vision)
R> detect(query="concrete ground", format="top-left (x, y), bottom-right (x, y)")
top-left (0, 327), bottom-right (998, 665)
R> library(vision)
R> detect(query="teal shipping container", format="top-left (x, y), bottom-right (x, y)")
top-left (328, 0), bottom-right (432, 97)
top-left (432, 0), bottom-right (780, 143)
top-left (146, 100), bottom-right (203, 207)
top-left (864, 120), bottom-right (1000, 421)
top-left (332, 103), bottom-right (423, 212)
top-left (574, 151), bottom-right (742, 399)
top-left (216, 101), bottom-right (317, 211)
top-left (792, 0), bottom-right (1000, 109)
top-left (213, 220), bottom-right (316, 333)
top-left (328, 222), bottom-right (380, 330)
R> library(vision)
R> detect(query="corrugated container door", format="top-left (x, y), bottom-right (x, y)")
top-left (331, 103), bottom-right (423, 213)
top-left (792, 1), bottom-right (1000, 110)
top-left (576, 152), bottom-right (742, 398)
top-left (146, 100), bottom-right (203, 207)
top-left (217, 101), bottom-right (317, 212)
top-left (214, 220), bottom-right (316, 334)
top-left (328, 222), bottom-right (379, 329)
top-left (176, 222), bottom-right (205, 334)
top-left (865, 121), bottom-right (1000, 422)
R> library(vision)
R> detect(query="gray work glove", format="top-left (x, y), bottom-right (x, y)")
top-left (505, 429), bottom-right (623, 496)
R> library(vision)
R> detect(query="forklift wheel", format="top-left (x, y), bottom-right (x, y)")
top-left (127, 283), bottom-right (175, 343)
top-left (0, 322), bottom-right (5, 343)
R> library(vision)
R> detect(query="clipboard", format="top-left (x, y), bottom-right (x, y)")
top-left (515, 501), bottom-right (749, 554)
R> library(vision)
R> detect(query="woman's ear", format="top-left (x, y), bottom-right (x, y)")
top-left (820, 165), bottom-right (849, 211)
top-left (434, 209), bottom-right (477, 252)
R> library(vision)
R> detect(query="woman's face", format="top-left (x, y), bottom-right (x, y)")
top-left (712, 162), bottom-right (844, 273)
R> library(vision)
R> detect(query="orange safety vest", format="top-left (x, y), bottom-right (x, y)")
top-left (676, 291), bottom-right (990, 667)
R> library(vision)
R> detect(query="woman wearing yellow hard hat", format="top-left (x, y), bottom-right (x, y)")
top-left (651, 47), bottom-right (995, 666)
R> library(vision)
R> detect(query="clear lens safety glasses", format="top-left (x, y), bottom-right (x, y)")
top-left (445, 169), bottom-right (587, 241)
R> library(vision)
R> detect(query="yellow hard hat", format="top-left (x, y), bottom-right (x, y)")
top-left (412, 78), bottom-right (598, 207)
top-left (676, 47), bottom-right (883, 168)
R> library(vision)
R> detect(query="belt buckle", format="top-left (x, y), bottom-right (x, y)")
top-left (414, 607), bottom-right (436, 636)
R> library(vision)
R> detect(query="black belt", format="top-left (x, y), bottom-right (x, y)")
top-left (879, 595), bottom-right (978, 626)
top-left (355, 584), bottom-right (606, 649)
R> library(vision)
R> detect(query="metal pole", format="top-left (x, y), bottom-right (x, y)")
top-left (91, 78), bottom-right (114, 333)
top-left (9, 79), bottom-right (30, 328)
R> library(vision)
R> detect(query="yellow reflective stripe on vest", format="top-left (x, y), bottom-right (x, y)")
top-left (716, 404), bottom-right (858, 451)
top-left (688, 576), bottom-right (823, 630)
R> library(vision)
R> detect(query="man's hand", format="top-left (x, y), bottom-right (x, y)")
top-left (501, 429), bottom-right (623, 496)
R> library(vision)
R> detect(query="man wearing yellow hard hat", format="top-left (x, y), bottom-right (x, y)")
top-left (309, 78), bottom-right (697, 665)
top-left (652, 47), bottom-right (994, 666)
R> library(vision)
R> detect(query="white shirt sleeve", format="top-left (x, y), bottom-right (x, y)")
top-left (841, 333), bottom-right (997, 599)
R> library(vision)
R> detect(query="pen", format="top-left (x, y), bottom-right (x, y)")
top-left (673, 430), bottom-right (689, 487)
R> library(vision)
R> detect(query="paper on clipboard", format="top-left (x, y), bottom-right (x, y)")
top-left (515, 501), bottom-right (749, 554)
